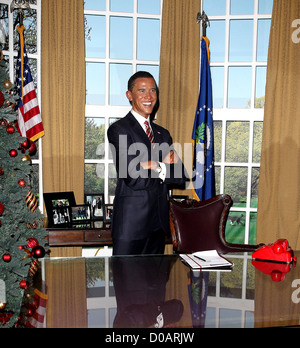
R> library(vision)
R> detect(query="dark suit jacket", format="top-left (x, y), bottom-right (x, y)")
top-left (107, 112), bottom-right (187, 242)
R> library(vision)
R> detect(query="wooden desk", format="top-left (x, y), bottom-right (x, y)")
top-left (48, 228), bottom-right (113, 247)
top-left (18, 251), bottom-right (300, 328)
top-left (47, 228), bottom-right (173, 257)
top-left (47, 227), bottom-right (112, 258)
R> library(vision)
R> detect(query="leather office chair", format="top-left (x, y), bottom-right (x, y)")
top-left (169, 194), bottom-right (261, 254)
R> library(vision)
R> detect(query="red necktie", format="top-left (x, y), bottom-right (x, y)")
top-left (144, 120), bottom-right (155, 146)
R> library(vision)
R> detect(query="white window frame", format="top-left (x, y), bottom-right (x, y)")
top-left (84, 0), bottom-right (163, 202)
top-left (206, 0), bottom-right (271, 244)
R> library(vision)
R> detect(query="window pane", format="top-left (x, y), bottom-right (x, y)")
top-left (85, 118), bottom-right (105, 160)
top-left (257, 19), bottom-right (271, 61)
top-left (226, 212), bottom-right (246, 244)
top-left (230, 0), bottom-right (254, 15)
top-left (213, 121), bottom-right (222, 162)
top-left (110, 63), bottom-right (132, 105)
top-left (85, 15), bottom-right (106, 58)
top-left (228, 67), bottom-right (252, 108)
top-left (253, 122), bottom-right (263, 163)
top-left (249, 213), bottom-right (257, 245)
top-left (86, 62), bottom-right (105, 105)
top-left (258, 0), bottom-right (273, 14)
top-left (224, 167), bottom-right (248, 207)
top-left (203, 0), bottom-right (226, 15)
top-left (251, 167), bottom-right (259, 208)
top-left (215, 166), bottom-right (221, 195)
top-left (255, 66), bottom-right (267, 108)
top-left (137, 64), bottom-right (159, 83)
top-left (85, 164), bottom-right (105, 193)
top-left (0, 4), bottom-right (9, 50)
top-left (85, 0), bottom-right (106, 11)
top-left (226, 122), bottom-right (249, 163)
top-left (208, 20), bottom-right (225, 62)
top-left (137, 18), bottom-right (160, 61)
top-left (110, 17), bottom-right (133, 59)
top-left (138, 0), bottom-right (161, 14)
top-left (109, 164), bottom-right (117, 196)
top-left (110, 0), bottom-right (133, 12)
top-left (211, 66), bottom-right (224, 108)
top-left (229, 20), bottom-right (253, 62)
top-left (14, 9), bottom-right (37, 53)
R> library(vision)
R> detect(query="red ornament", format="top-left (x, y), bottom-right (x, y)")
top-left (31, 246), bottom-right (45, 259)
top-left (26, 238), bottom-right (39, 249)
top-left (0, 202), bottom-right (4, 216)
top-left (9, 149), bottom-right (18, 157)
top-left (2, 254), bottom-right (11, 263)
top-left (18, 179), bottom-right (26, 187)
top-left (28, 141), bottom-right (36, 155)
top-left (20, 139), bottom-right (30, 153)
top-left (0, 167), bottom-right (3, 176)
top-left (6, 124), bottom-right (15, 134)
top-left (19, 280), bottom-right (27, 290)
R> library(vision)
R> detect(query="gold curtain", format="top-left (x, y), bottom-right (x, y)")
top-left (257, 0), bottom-right (300, 248)
top-left (158, 0), bottom-right (201, 193)
top-left (41, 0), bottom-right (85, 204)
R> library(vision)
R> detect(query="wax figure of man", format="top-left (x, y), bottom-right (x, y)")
top-left (107, 71), bottom-right (187, 255)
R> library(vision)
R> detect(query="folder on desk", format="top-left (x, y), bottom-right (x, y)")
top-left (180, 250), bottom-right (233, 270)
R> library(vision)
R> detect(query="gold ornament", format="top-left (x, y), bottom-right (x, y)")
top-left (29, 259), bottom-right (39, 277)
top-left (3, 80), bottom-right (12, 90)
top-left (0, 302), bottom-right (6, 310)
top-left (22, 155), bottom-right (32, 164)
top-left (26, 190), bottom-right (38, 213)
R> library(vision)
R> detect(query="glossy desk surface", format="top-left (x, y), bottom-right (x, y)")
top-left (20, 251), bottom-right (300, 328)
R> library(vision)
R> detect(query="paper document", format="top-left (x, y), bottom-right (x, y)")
top-left (180, 250), bottom-right (233, 269)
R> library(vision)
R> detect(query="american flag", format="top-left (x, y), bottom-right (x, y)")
top-left (25, 288), bottom-right (48, 329)
top-left (16, 25), bottom-right (44, 142)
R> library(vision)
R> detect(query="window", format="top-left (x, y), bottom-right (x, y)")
top-left (84, 0), bottom-right (162, 203)
top-left (0, 0), bottom-right (42, 207)
top-left (203, 0), bottom-right (272, 245)
top-left (84, 0), bottom-right (273, 246)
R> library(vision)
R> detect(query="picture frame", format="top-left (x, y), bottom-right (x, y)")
top-left (104, 204), bottom-right (113, 223)
top-left (84, 193), bottom-right (104, 220)
top-left (43, 191), bottom-right (76, 228)
top-left (71, 204), bottom-right (91, 224)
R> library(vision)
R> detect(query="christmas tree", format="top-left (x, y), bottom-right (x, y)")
top-left (0, 54), bottom-right (48, 328)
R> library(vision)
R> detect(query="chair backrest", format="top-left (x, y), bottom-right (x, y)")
top-left (169, 194), bottom-right (259, 254)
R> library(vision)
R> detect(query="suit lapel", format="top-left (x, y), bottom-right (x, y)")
top-left (127, 113), bottom-right (153, 149)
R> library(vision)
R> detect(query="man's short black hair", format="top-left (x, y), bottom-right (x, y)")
top-left (127, 71), bottom-right (157, 92)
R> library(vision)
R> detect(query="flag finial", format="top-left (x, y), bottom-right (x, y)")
top-left (197, 11), bottom-right (210, 37)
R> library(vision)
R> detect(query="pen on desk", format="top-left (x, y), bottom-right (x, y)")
top-left (194, 255), bottom-right (206, 262)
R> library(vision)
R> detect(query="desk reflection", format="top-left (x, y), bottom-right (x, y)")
top-left (111, 256), bottom-right (183, 328)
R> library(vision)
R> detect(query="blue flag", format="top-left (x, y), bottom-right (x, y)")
top-left (192, 37), bottom-right (215, 201)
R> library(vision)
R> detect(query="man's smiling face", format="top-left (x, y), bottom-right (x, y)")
top-left (126, 77), bottom-right (157, 119)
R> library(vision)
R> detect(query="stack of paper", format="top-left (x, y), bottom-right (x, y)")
top-left (180, 250), bottom-right (233, 269)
